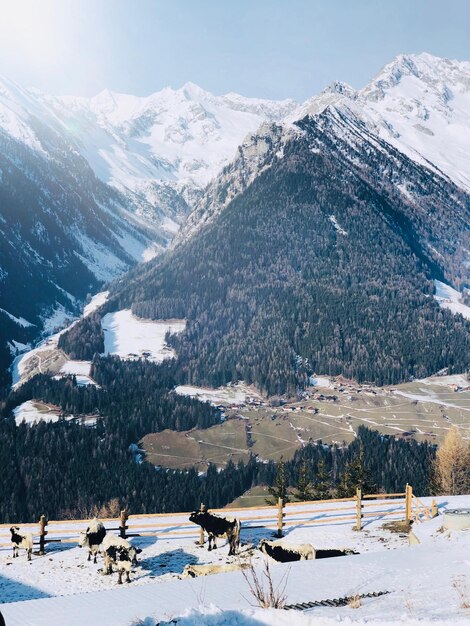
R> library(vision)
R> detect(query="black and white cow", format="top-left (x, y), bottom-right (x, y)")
top-left (102, 538), bottom-right (141, 584)
top-left (259, 539), bottom-right (358, 562)
top-left (189, 509), bottom-right (240, 556)
top-left (78, 518), bottom-right (106, 563)
top-left (10, 526), bottom-right (33, 561)
top-left (315, 548), bottom-right (358, 558)
top-left (259, 539), bottom-right (314, 562)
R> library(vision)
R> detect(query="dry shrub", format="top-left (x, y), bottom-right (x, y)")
top-left (453, 575), bottom-right (470, 609)
top-left (241, 558), bottom-right (289, 609)
top-left (348, 594), bottom-right (361, 609)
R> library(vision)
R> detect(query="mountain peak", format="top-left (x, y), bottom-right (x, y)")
top-left (363, 52), bottom-right (470, 102)
top-left (179, 81), bottom-right (211, 101)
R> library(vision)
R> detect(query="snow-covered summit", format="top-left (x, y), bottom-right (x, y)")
top-left (50, 82), bottom-right (298, 194)
top-left (288, 52), bottom-right (470, 192)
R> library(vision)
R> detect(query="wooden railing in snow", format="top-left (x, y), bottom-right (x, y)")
top-left (0, 484), bottom-right (438, 552)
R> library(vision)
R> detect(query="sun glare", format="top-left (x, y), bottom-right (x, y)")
top-left (0, 0), bottom-right (65, 67)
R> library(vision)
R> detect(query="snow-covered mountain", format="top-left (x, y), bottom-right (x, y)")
top-left (292, 52), bottom-right (470, 192)
top-left (38, 83), bottom-right (297, 224)
top-left (181, 53), bottom-right (470, 279)
top-left (0, 75), bottom-right (298, 388)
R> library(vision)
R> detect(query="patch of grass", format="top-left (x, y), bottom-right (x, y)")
top-left (382, 520), bottom-right (412, 534)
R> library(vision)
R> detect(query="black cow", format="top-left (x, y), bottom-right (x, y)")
top-left (315, 548), bottom-right (358, 558)
top-left (189, 509), bottom-right (240, 556)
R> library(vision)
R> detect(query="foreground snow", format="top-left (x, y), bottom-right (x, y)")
top-left (102, 310), bottom-right (186, 362)
top-left (2, 496), bottom-right (470, 625)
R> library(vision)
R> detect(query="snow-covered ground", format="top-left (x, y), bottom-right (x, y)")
top-left (83, 291), bottom-right (109, 317)
top-left (12, 400), bottom-right (62, 425)
top-left (1, 496), bottom-right (470, 625)
top-left (309, 376), bottom-right (335, 389)
top-left (175, 383), bottom-right (262, 405)
top-left (102, 310), bottom-right (186, 362)
top-left (56, 360), bottom-right (97, 386)
top-left (11, 291), bottom-right (110, 389)
top-left (434, 280), bottom-right (470, 320)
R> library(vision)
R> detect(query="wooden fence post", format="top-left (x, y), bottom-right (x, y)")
top-left (38, 515), bottom-right (47, 555)
top-left (277, 497), bottom-right (284, 538)
top-left (405, 484), bottom-right (412, 523)
top-left (354, 488), bottom-right (362, 531)
top-left (119, 509), bottom-right (129, 539)
top-left (199, 503), bottom-right (206, 545)
top-left (431, 499), bottom-right (438, 518)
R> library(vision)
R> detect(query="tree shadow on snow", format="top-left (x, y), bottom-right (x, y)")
top-left (138, 548), bottom-right (198, 578)
top-left (0, 571), bottom-right (52, 604)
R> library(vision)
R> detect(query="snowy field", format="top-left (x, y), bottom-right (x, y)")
top-left (2, 496), bottom-right (470, 624)
top-left (57, 360), bottom-right (96, 386)
top-left (434, 280), bottom-right (470, 320)
top-left (102, 310), bottom-right (186, 361)
top-left (175, 383), bottom-right (263, 406)
top-left (12, 400), bottom-right (62, 425)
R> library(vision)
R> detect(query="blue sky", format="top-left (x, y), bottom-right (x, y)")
top-left (0, 0), bottom-right (469, 100)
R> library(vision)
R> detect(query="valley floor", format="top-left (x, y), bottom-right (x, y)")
top-left (1, 496), bottom-right (470, 625)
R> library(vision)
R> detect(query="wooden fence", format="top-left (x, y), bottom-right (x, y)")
top-left (0, 484), bottom-right (438, 555)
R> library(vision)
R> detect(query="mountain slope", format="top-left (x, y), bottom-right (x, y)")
top-left (41, 84), bottom-right (297, 223)
top-left (295, 53), bottom-right (470, 195)
top-left (0, 76), bottom-right (165, 391)
top-left (104, 105), bottom-right (469, 394)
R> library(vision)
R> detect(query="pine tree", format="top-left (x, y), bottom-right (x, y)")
top-left (266, 457), bottom-right (290, 505)
top-left (336, 461), bottom-right (353, 498)
top-left (336, 445), bottom-right (375, 498)
top-left (348, 444), bottom-right (376, 495)
top-left (293, 459), bottom-right (313, 501)
top-left (312, 459), bottom-right (331, 500)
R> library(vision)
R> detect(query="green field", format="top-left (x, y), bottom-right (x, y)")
top-left (140, 375), bottom-right (470, 471)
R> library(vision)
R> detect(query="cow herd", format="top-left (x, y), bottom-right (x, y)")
top-left (8, 507), bottom-right (356, 585)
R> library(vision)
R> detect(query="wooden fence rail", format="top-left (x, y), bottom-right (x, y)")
top-left (0, 484), bottom-right (438, 553)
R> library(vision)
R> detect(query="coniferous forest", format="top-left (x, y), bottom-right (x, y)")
top-left (99, 113), bottom-right (470, 396)
top-left (0, 347), bottom-right (436, 522)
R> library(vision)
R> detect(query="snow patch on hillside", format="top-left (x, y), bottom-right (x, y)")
top-left (83, 291), bottom-right (109, 317)
top-left (0, 308), bottom-right (35, 327)
top-left (434, 280), bottom-right (470, 320)
top-left (12, 400), bottom-right (62, 425)
top-left (175, 384), bottom-right (259, 405)
top-left (101, 310), bottom-right (186, 362)
top-left (328, 215), bottom-right (347, 235)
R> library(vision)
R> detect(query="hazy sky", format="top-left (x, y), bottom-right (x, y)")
top-left (0, 0), bottom-right (469, 100)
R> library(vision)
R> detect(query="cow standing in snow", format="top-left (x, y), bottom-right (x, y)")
top-left (101, 534), bottom-right (141, 584)
top-left (189, 509), bottom-right (241, 556)
top-left (78, 518), bottom-right (106, 563)
top-left (10, 526), bottom-right (33, 561)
